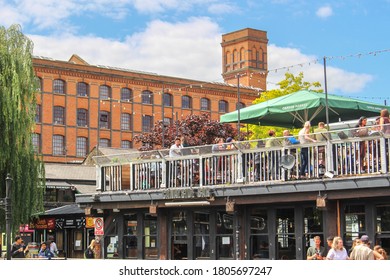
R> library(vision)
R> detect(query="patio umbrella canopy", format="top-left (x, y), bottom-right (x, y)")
top-left (220, 90), bottom-right (389, 127)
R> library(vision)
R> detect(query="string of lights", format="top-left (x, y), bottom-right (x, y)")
top-left (263, 48), bottom-right (390, 75)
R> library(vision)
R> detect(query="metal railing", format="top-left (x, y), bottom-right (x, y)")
top-left (94, 127), bottom-right (390, 192)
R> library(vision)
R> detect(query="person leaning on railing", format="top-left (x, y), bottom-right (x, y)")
top-left (298, 121), bottom-right (317, 179)
top-left (353, 116), bottom-right (369, 172)
top-left (380, 108), bottom-right (390, 134)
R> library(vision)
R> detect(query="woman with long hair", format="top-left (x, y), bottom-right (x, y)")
top-left (326, 236), bottom-right (348, 260)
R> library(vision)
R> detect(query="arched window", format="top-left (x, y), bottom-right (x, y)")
top-left (142, 115), bottom-right (154, 132)
top-left (142, 90), bottom-right (153, 104)
top-left (121, 140), bottom-right (132, 149)
top-left (99, 85), bottom-right (111, 99)
top-left (32, 133), bottom-right (41, 153)
top-left (99, 138), bottom-right (110, 148)
top-left (77, 82), bottom-right (89, 97)
top-left (35, 104), bottom-right (41, 123)
top-left (121, 113), bottom-right (132, 130)
top-left (53, 106), bottom-right (65, 125)
top-left (36, 77), bottom-right (42, 92)
top-left (53, 79), bottom-right (65, 94)
top-left (182, 95), bottom-right (192, 109)
top-left (121, 88), bottom-right (133, 101)
top-left (76, 137), bottom-right (88, 157)
top-left (77, 108), bottom-right (88, 127)
top-left (53, 135), bottom-right (65, 155)
top-left (200, 98), bottom-right (211, 111)
top-left (99, 111), bottom-right (110, 129)
top-left (219, 100), bottom-right (229, 113)
top-left (164, 93), bottom-right (173, 107)
top-left (163, 117), bottom-right (172, 126)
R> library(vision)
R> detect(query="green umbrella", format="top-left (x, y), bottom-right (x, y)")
top-left (220, 90), bottom-right (389, 127)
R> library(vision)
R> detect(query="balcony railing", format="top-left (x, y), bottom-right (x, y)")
top-left (93, 127), bottom-right (390, 193)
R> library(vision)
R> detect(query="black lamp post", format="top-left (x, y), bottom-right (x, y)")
top-left (5, 174), bottom-right (12, 260)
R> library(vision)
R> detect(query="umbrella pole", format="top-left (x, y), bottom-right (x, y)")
top-left (323, 56), bottom-right (330, 128)
top-left (323, 56), bottom-right (334, 173)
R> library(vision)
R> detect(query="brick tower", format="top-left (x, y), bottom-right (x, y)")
top-left (221, 28), bottom-right (268, 90)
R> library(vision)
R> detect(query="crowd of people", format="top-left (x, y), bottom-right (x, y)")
top-left (165, 108), bottom-right (389, 184)
top-left (306, 234), bottom-right (388, 260)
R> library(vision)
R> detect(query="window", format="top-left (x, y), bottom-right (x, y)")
top-left (182, 95), bottom-right (192, 109)
top-left (236, 102), bottom-right (245, 110)
top-left (144, 214), bottom-right (158, 259)
top-left (53, 135), bottom-right (65, 155)
top-left (53, 106), bottom-right (65, 125)
top-left (36, 77), bottom-right (42, 92)
top-left (377, 205), bottom-right (390, 232)
top-left (77, 109), bottom-right (88, 127)
top-left (77, 82), bottom-right (88, 97)
top-left (121, 88), bottom-right (132, 101)
top-left (249, 208), bottom-right (269, 260)
top-left (99, 138), bottom-right (110, 148)
top-left (121, 113), bottom-right (131, 131)
top-left (193, 211), bottom-right (210, 259)
top-left (124, 213), bottom-right (138, 259)
top-left (276, 208), bottom-right (296, 260)
top-left (53, 79), bottom-right (65, 94)
top-left (216, 211), bottom-right (234, 259)
top-left (164, 93), bottom-right (173, 107)
top-left (121, 140), bottom-right (132, 149)
top-left (142, 115), bottom-right (153, 132)
top-left (99, 85), bottom-right (111, 99)
top-left (35, 104), bottom-right (41, 123)
top-left (303, 207), bottom-right (324, 260)
top-left (32, 133), bottom-right (41, 153)
top-left (142, 90), bottom-right (153, 104)
top-left (344, 204), bottom-right (366, 246)
top-left (76, 137), bottom-right (88, 157)
top-left (171, 211), bottom-right (188, 260)
top-left (163, 117), bottom-right (172, 126)
top-left (219, 100), bottom-right (229, 113)
top-left (99, 111), bottom-right (110, 129)
top-left (200, 98), bottom-right (210, 111)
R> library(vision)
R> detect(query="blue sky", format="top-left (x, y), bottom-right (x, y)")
top-left (1, 0), bottom-right (389, 104)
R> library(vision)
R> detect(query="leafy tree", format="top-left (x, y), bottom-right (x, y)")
top-left (0, 25), bottom-right (45, 232)
top-left (134, 113), bottom-right (247, 150)
top-left (247, 72), bottom-right (322, 140)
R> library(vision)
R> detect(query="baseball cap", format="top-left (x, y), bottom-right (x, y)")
top-left (360, 235), bottom-right (370, 243)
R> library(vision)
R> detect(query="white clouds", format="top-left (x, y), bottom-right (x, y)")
top-left (30, 20), bottom-right (372, 94)
top-left (30, 17), bottom-right (222, 81)
top-left (208, 3), bottom-right (236, 14)
top-left (131, 0), bottom-right (185, 14)
top-left (0, 0), bottom-right (27, 26)
top-left (316, 5), bottom-right (333, 19)
top-left (267, 44), bottom-right (373, 93)
top-left (1, 0), bottom-right (372, 95)
top-left (0, 0), bottom-right (134, 31)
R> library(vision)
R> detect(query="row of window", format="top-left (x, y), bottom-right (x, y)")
top-left (32, 134), bottom-right (132, 157)
top-left (36, 106), bottom-right (156, 132)
top-left (37, 79), bottom-right (244, 112)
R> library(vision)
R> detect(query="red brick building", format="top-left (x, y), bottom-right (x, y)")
top-left (32, 28), bottom-right (268, 163)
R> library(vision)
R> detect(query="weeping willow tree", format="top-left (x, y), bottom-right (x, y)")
top-left (0, 25), bottom-right (44, 232)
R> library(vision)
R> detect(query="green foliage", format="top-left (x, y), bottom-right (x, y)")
top-left (0, 24), bottom-right (44, 231)
top-left (134, 113), bottom-right (247, 150)
top-left (247, 72), bottom-right (322, 139)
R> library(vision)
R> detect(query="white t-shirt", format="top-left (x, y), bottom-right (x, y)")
top-left (169, 144), bottom-right (183, 157)
top-left (326, 248), bottom-right (348, 260)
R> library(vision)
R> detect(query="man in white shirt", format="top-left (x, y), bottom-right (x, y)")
top-left (169, 137), bottom-right (183, 157)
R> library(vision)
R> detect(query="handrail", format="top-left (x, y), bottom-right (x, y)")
top-left (94, 126), bottom-right (390, 192)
